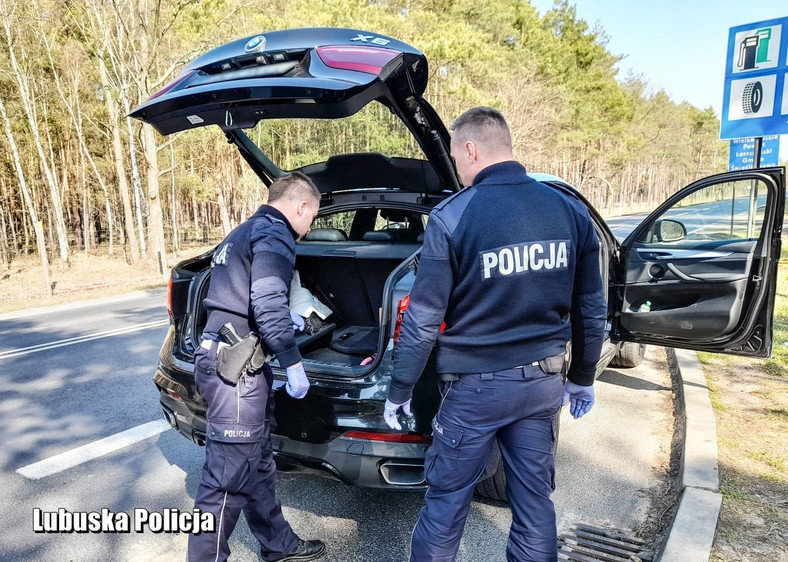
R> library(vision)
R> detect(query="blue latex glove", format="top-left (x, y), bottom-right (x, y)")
top-left (285, 362), bottom-right (310, 399)
top-left (562, 381), bottom-right (594, 419)
top-left (290, 311), bottom-right (305, 333)
top-left (383, 399), bottom-right (412, 430)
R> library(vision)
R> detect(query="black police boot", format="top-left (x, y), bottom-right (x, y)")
top-left (266, 539), bottom-right (326, 562)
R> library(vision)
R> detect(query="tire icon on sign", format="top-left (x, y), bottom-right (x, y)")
top-left (742, 81), bottom-right (763, 114)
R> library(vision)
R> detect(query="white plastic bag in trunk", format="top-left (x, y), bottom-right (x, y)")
top-left (289, 270), bottom-right (333, 319)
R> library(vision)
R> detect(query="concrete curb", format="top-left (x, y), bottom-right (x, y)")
top-left (658, 348), bottom-right (723, 562)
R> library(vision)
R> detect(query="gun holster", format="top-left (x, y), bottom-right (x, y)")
top-left (215, 323), bottom-right (270, 385)
top-left (538, 353), bottom-right (567, 376)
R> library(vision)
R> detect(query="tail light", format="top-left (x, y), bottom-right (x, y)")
top-left (166, 277), bottom-right (174, 320)
top-left (392, 295), bottom-right (445, 345)
top-left (315, 46), bottom-right (399, 75)
top-left (146, 69), bottom-right (195, 101)
top-left (342, 430), bottom-right (432, 444)
top-left (393, 295), bottom-right (410, 344)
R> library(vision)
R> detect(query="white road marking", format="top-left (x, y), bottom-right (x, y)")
top-left (16, 419), bottom-right (172, 480)
top-left (0, 319), bottom-right (168, 359)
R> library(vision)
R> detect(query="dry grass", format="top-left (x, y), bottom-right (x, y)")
top-left (701, 245), bottom-right (788, 561)
top-left (0, 245), bottom-right (214, 314)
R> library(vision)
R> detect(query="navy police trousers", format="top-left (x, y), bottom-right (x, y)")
top-left (410, 363), bottom-right (564, 562)
top-left (188, 341), bottom-right (299, 562)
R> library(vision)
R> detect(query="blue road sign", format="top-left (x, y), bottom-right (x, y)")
top-left (720, 17), bottom-right (788, 140)
top-left (728, 135), bottom-right (780, 170)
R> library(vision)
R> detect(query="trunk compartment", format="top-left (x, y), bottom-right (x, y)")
top-left (190, 241), bottom-right (420, 375)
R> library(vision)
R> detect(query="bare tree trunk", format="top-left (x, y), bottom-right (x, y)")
top-left (0, 96), bottom-right (52, 296)
top-left (143, 125), bottom-right (167, 274)
top-left (78, 140), bottom-right (90, 256)
top-left (169, 142), bottom-right (179, 252)
top-left (123, 93), bottom-right (147, 257)
top-left (217, 185), bottom-right (232, 236)
top-left (99, 57), bottom-right (139, 263)
top-left (1, 12), bottom-right (69, 266)
top-left (0, 198), bottom-right (9, 267)
top-left (8, 184), bottom-right (19, 257)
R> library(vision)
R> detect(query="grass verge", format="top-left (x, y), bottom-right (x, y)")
top-left (700, 241), bottom-right (788, 561)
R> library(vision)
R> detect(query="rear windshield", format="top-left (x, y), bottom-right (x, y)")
top-left (244, 102), bottom-right (426, 170)
top-left (312, 208), bottom-right (427, 241)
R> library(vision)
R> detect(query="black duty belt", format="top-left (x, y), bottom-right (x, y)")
top-left (439, 353), bottom-right (566, 382)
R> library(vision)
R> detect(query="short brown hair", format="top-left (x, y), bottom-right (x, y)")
top-left (267, 171), bottom-right (321, 204)
top-left (451, 107), bottom-right (512, 154)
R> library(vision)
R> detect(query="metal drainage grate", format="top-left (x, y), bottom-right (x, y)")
top-left (558, 523), bottom-right (653, 561)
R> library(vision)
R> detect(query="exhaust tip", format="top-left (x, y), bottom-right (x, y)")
top-left (161, 407), bottom-right (177, 428)
top-left (379, 461), bottom-right (425, 486)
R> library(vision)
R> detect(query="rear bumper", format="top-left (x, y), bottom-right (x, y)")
top-left (271, 433), bottom-right (429, 490)
top-left (157, 383), bottom-right (430, 492)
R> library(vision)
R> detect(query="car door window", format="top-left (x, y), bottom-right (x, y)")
top-left (312, 211), bottom-right (355, 235)
top-left (618, 170), bottom-right (784, 356)
top-left (638, 179), bottom-right (765, 246)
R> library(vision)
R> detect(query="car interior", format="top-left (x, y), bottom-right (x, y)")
top-left (293, 208), bottom-right (426, 365)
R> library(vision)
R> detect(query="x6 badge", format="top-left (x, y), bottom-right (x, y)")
top-left (350, 33), bottom-right (391, 46)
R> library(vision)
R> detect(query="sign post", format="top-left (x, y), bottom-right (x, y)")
top-left (720, 17), bottom-right (788, 169)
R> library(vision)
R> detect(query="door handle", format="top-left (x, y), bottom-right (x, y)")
top-left (666, 263), bottom-right (703, 283)
top-left (665, 262), bottom-right (746, 283)
top-left (636, 249), bottom-right (733, 260)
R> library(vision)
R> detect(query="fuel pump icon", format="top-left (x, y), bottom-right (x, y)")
top-left (738, 35), bottom-right (759, 69)
top-left (737, 28), bottom-right (772, 70)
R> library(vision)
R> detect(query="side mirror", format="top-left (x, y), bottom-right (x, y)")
top-left (655, 219), bottom-right (687, 242)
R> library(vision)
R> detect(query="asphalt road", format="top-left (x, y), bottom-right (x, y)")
top-left (0, 289), bottom-right (674, 562)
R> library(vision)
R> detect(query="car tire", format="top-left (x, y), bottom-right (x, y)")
top-left (610, 342), bottom-right (646, 368)
top-left (474, 414), bottom-right (562, 503)
top-left (474, 456), bottom-right (509, 502)
top-left (742, 81), bottom-right (763, 114)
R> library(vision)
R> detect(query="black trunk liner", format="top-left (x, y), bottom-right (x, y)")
top-left (329, 325), bottom-right (379, 355)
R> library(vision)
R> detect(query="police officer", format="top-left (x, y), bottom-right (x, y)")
top-left (383, 107), bottom-right (606, 561)
top-left (189, 172), bottom-right (326, 562)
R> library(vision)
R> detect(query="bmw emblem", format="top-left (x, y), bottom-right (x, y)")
top-left (244, 35), bottom-right (266, 53)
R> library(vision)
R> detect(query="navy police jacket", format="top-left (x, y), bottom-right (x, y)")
top-left (202, 205), bottom-right (302, 368)
top-left (388, 161), bottom-right (606, 404)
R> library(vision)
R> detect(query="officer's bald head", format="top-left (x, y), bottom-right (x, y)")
top-left (450, 107), bottom-right (513, 158)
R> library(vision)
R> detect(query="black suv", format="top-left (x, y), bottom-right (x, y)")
top-left (132, 28), bottom-right (785, 502)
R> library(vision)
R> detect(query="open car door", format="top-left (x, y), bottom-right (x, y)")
top-left (613, 167), bottom-right (785, 357)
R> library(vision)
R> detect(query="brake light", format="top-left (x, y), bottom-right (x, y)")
top-left (393, 295), bottom-right (410, 344)
top-left (342, 430), bottom-right (432, 444)
top-left (165, 388), bottom-right (183, 402)
top-left (147, 70), bottom-right (195, 101)
top-left (316, 46), bottom-right (399, 75)
top-left (166, 277), bottom-right (174, 320)
top-left (392, 295), bottom-right (445, 345)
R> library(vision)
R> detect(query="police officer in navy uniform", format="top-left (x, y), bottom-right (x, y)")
top-left (189, 172), bottom-right (326, 562)
top-left (384, 107), bottom-right (606, 561)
